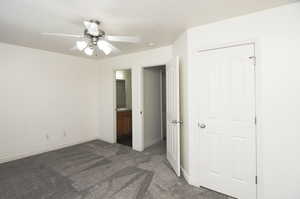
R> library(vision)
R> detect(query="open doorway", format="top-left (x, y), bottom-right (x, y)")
top-left (115, 70), bottom-right (132, 147)
top-left (143, 65), bottom-right (166, 153)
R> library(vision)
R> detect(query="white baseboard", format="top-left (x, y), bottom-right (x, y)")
top-left (181, 166), bottom-right (191, 184)
top-left (96, 136), bottom-right (114, 144)
top-left (144, 137), bottom-right (162, 149)
top-left (188, 176), bottom-right (201, 187)
top-left (0, 137), bottom-right (97, 164)
top-left (180, 166), bottom-right (201, 187)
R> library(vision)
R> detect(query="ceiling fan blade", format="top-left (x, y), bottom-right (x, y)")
top-left (41, 33), bottom-right (83, 38)
top-left (106, 35), bottom-right (141, 43)
top-left (70, 45), bottom-right (78, 51)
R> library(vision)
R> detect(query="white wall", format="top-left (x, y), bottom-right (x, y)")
top-left (143, 68), bottom-right (162, 148)
top-left (98, 46), bottom-right (172, 151)
top-left (0, 43), bottom-right (100, 163)
top-left (186, 2), bottom-right (300, 199)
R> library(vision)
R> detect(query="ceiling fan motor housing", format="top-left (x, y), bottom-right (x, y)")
top-left (84, 28), bottom-right (105, 37)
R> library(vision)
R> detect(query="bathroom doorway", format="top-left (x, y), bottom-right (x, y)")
top-left (115, 70), bottom-right (132, 147)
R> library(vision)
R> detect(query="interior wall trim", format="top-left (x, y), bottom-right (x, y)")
top-left (0, 137), bottom-right (97, 164)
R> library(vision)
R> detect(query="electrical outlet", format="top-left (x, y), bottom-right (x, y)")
top-left (46, 134), bottom-right (49, 140)
top-left (63, 130), bottom-right (67, 137)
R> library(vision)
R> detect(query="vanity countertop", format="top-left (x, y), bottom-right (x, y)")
top-left (117, 108), bottom-right (132, 112)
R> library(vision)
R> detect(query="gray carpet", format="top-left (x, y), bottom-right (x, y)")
top-left (0, 140), bottom-right (233, 199)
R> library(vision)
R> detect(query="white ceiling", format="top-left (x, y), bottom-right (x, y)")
top-left (0, 0), bottom-right (296, 59)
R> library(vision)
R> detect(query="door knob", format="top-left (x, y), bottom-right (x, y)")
top-left (198, 123), bottom-right (206, 128)
top-left (172, 120), bottom-right (183, 124)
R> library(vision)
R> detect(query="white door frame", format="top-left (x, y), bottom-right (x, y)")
top-left (112, 64), bottom-right (168, 152)
top-left (160, 69), bottom-right (164, 141)
top-left (195, 39), bottom-right (262, 199)
top-left (140, 65), bottom-right (166, 150)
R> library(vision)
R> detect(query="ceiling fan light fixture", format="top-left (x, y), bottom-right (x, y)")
top-left (89, 27), bottom-right (99, 36)
top-left (97, 40), bottom-right (112, 55)
top-left (84, 46), bottom-right (94, 56)
top-left (84, 21), bottom-right (99, 36)
top-left (76, 41), bottom-right (88, 51)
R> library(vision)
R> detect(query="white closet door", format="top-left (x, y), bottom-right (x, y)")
top-left (196, 44), bottom-right (256, 199)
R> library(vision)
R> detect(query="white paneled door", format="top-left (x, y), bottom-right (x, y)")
top-left (166, 56), bottom-right (181, 176)
top-left (196, 44), bottom-right (256, 199)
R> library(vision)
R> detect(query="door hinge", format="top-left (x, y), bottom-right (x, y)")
top-left (249, 56), bottom-right (256, 66)
top-left (254, 116), bottom-right (257, 125)
top-left (255, 176), bottom-right (258, 184)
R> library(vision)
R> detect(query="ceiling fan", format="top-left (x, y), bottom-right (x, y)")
top-left (42, 20), bottom-right (141, 56)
